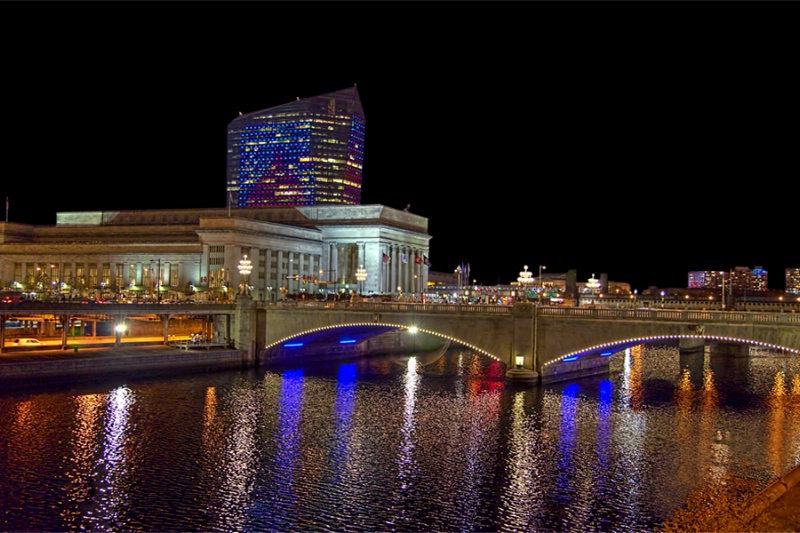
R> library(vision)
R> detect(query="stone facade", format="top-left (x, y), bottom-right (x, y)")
top-left (0, 204), bottom-right (431, 302)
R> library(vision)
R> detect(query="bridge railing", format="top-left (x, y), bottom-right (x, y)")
top-left (259, 300), bottom-right (800, 324)
top-left (538, 306), bottom-right (800, 324)
top-left (259, 300), bottom-right (513, 315)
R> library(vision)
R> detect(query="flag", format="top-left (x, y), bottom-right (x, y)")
top-left (423, 255), bottom-right (429, 265)
top-left (415, 253), bottom-right (423, 265)
top-left (382, 253), bottom-right (390, 264)
top-left (401, 254), bottom-right (408, 264)
top-left (456, 265), bottom-right (462, 274)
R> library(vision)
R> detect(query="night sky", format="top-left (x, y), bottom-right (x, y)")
top-left (1, 8), bottom-right (795, 293)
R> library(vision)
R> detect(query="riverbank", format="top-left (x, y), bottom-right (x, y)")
top-left (654, 463), bottom-right (800, 532)
top-left (0, 344), bottom-right (247, 383)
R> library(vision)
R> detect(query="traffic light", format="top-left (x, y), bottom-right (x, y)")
top-left (302, 275), bottom-right (307, 284)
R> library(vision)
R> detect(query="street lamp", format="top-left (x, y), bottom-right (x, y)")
top-left (115, 323), bottom-right (127, 347)
top-left (517, 265), bottom-right (534, 302)
top-left (238, 254), bottom-right (253, 295)
top-left (538, 265), bottom-right (546, 301)
top-left (356, 264), bottom-right (367, 296)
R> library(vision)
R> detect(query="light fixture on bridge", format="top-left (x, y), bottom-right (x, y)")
top-left (238, 255), bottom-right (253, 296)
top-left (538, 265), bottom-right (546, 300)
top-left (356, 265), bottom-right (367, 296)
top-left (517, 265), bottom-right (534, 301)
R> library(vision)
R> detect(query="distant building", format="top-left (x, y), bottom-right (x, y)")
top-left (686, 267), bottom-right (768, 294)
top-left (787, 268), bottom-right (800, 294)
top-left (0, 205), bottom-right (430, 301)
top-left (226, 86), bottom-right (365, 208)
top-left (688, 271), bottom-right (706, 288)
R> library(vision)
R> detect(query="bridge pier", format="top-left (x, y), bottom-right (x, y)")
top-left (506, 303), bottom-right (539, 382)
top-left (235, 294), bottom-right (256, 366)
top-left (540, 356), bottom-right (611, 385)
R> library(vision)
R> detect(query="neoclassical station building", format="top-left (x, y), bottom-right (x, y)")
top-left (0, 204), bottom-right (431, 302)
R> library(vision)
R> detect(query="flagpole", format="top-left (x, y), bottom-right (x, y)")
top-left (5, 197), bottom-right (8, 222)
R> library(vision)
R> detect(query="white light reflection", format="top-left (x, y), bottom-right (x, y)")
top-left (97, 386), bottom-right (134, 527)
top-left (455, 352), bottom-right (465, 400)
top-left (615, 346), bottom-right (647, 524)
top-left (212, 380), bottom-right (265, 531)
top-left (390, 356), bottom-right (421, 524)
top-left (61, 394), bottom-right (104, 530)
top-left (500, 390), bottom-right (544, 531)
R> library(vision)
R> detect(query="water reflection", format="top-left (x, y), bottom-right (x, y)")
top-left (61, 394), bottom-right (103, 529)
top-left (1, 343), bottom-right (800, 532)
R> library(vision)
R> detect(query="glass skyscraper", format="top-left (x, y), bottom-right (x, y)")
top-left (226, 86), bottom-right (365, 208)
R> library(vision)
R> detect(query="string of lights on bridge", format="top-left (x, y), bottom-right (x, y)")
top-left (265, 322), bottom-right (502, 362)
top-left (266, 327), bottom-right (799, 368)
top-left (548, 334), bottom-right (800, 366)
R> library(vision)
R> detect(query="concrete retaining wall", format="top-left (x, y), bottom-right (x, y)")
top-left (0, 349), bottom-right (246, 380)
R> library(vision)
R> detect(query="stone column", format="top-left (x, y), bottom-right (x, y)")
top-left (250, 248), bottom-right (261, 300)
top-left (200, 244), bottom-right (210, 288)
top-left (277, 250), bottom-right (285, 299)
top-left (264, 249), bottom-right (274, 300)
top-left (389, 245), bottom-right (396, 291)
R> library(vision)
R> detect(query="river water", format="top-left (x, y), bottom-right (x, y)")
top-left (1, 343), bottom-right (800, 532)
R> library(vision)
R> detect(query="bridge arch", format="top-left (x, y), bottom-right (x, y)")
top-left (256, 303), bottom-right (800, 382)
top-left (540, 332), bottom-right (800, 382)
top-left (545, 333), bottom-right (800, 367)
top-left (262, 322), bottom-right (505, 365)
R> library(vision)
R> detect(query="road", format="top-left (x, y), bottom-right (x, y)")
top-left (3, 335), bottom-right (192, 350)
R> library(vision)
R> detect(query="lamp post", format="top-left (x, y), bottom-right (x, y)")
top-left (238, 254), bottom-right (253, 296)
top-left (356, 264), bottom-right (367, 296)
top-left (150, 259), bottom-right (162, 303)
top-left (517, 265), bottom-right (534, 302)
top-left (538, 265), bottom-right (546, 302)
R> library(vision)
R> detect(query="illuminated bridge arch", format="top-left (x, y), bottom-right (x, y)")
top-left (262, 322), bottom-right (503, 364)
top-left (543, 333), bottom-right (799, 369)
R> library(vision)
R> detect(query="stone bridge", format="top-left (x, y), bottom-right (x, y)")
top-left (242, 300), bottom-right (800, 382)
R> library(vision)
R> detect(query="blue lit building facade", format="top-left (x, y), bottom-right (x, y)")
top-left (226, 86), bottom-right (365, 208)
top-left (687, 267), bottom-right (769, 294)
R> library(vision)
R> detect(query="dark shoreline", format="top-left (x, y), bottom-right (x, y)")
top-left (0, 345), bottom-right (247, 387)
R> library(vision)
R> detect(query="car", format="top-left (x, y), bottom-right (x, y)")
top-left (12, 338), bottom-right (43, 346)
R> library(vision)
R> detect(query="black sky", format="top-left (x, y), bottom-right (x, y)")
top-left (1, 7), bottom-right (796, 293)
